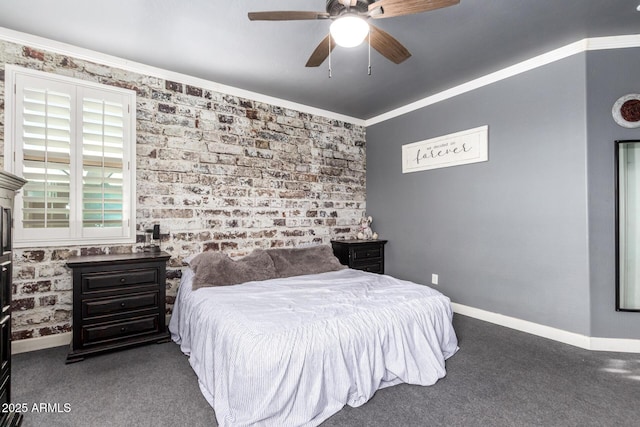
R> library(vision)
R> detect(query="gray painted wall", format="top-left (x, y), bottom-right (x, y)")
top-left (587, 47), bottom-right (640, 339)
top-left (367, 54), bottom-right (593, 336)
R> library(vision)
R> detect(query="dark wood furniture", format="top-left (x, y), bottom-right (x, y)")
top-left (66, 251), bottom-right (171, 363)
top-left (0, 172), bottom-right (26, 427)
top-left (331, 239), bottom-right (387, 274)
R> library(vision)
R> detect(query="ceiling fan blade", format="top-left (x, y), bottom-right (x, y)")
top-left (306, 34), bottom-right (337, 67)
top-left (368, 25), bottom-right (411, 64)
top-left (369, 0), bottom-right (459, 19)
top-left (248, 11), bottom-right (330, 21)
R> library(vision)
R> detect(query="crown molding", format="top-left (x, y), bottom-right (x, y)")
top-left (1, 27), bottom-right (638, 129)
top-left (366, 34), bottom-right (640, 126)
top-left (0, 26), bottom-right (365, 127)
top-left (586, 34), bottom-right (640, 50)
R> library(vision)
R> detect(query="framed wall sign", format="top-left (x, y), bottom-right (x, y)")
top-left (402, 125), bottom-right (488, 174)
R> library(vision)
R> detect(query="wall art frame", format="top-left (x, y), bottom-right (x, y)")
top-left (402, 125), bottom-right (488, 174)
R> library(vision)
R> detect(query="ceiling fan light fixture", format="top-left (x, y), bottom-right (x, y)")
top-left (330, 15), bottom-right (369, 48)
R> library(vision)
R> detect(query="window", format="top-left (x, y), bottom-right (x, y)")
top-left (5, 66), bottom-right (136, 247)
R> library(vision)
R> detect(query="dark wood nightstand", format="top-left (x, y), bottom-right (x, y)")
top-left (331, 240), bottom-right (387, 274)
top-left (66, 251), bottom-right (171, 363)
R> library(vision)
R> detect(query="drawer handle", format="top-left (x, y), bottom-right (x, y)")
top-left (120, 327), bottom-right (127, 332)
top-left (120, 302), bottom-right (126, 308)
top-left (120, 278), bottom-right (126, 283)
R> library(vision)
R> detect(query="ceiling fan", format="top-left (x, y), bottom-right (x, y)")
top-left (248, 0), bottom-right (460, 68)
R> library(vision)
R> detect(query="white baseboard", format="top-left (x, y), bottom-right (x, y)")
top-left (12, 332), bottom-right (71, 355)
top-left (589, 336), bottom-right (640, 353)
top-left (452, 303), bottom-right (640, 353)
top-left (11, 315), bottom-right (173, 355)
top-left (12, 311), bottom-right (639, 355)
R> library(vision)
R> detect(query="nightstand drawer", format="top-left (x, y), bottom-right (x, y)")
top-left (82, 291), bottom-right (159, 319)
top-left (352, 245), bottom-right (383, 260)
top-left (82, 268), bottom-right (158, 293)
top-left (82, 315), bottom-right (159, 346)
top-left (0, 261), bottom-right (9, 312)
top-left (0, 316), bottom-right (9, 377)
top-left (352, 260), bottom-right (383, 274)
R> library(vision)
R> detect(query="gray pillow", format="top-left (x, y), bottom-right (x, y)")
top-left (190, 249), bottom-right (277, 290)
top-left (267, 245), bottom-right (346, 278)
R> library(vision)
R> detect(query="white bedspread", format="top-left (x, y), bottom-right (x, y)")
top-left (169, 268), bottom-right (458, 427)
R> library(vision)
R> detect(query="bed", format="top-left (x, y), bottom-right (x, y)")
top-left (169, 245), bottom-right (458, 427)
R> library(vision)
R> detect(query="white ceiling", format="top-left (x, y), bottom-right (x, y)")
top-left (0, 0), bottom-right (638, 120)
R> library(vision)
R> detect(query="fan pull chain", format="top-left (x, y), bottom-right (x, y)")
top-left (328, 36), bottom-right (332, 78)
top-left (368, 30), bottom-right (372, 76)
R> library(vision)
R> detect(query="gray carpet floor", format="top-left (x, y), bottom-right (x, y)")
top-left (12, 314), bottom-right (640, 427)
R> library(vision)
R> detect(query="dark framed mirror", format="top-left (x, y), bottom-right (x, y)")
top-left (616, 140), bottom-right (640, 311)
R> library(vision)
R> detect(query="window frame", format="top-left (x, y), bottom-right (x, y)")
top-left (4, 65), bottom-right (137, 248)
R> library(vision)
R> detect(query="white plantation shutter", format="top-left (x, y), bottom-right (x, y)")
top-left (20, 86), bottom-right (72, 230)
top-left (7, 67), bottom-right (135, 247)
top-left (82, 92), bottom-right (125, 229)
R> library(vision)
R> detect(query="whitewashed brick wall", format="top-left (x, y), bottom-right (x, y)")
top-left (0, 40), bottom-right (366, 341)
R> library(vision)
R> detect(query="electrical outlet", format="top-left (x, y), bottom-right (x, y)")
top-left (432, 274), bottom-right (439, 285)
